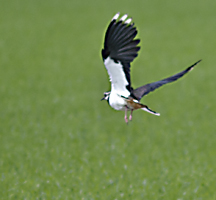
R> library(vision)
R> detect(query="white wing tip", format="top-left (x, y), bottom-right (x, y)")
top-left (125, 18), bottom-right (132, 24)
top-left (120, 14), bottom-right (128, 21)
top-left (112, 12), bottom-right (120, 21)
top-left (112, 13), bottom-right (133, 24)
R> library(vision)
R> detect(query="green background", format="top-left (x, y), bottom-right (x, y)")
top-left (0, 0), bottom-right (215, 199)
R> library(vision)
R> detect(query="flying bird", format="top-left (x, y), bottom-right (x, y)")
top-left (101, 12), bottom-right (201, 123)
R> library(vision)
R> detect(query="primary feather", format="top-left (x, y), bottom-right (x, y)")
top-left (132, 60), bottom-right (201, 101)
top-left (102, 13), bottom-right (140, 94)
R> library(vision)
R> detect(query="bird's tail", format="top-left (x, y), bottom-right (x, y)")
top-left (141, 105), bottom-right (160, 116)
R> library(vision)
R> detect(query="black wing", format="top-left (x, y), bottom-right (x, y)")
top-left (102, 13), bottom-right (140, 91)
top-left (131, 60), bottom-right (201, 101)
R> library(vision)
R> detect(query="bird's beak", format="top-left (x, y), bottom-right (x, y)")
top-left (101, 97), bottom-right (105, 101)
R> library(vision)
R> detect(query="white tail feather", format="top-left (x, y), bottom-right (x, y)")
top-left (141, 107), bottom-right (160, 116)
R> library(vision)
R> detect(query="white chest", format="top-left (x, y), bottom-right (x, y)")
top-left (109, 91), bottom-right (128, 111)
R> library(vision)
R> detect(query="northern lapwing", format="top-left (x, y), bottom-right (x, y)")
top-left (101, 12), bottom-right (201, 123)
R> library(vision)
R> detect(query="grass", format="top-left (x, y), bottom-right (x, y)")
top-left (0, 0), bottom-right (215, 199)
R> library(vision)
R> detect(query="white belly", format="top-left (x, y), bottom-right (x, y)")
top-left (109, 91), bottom-right (128, 111)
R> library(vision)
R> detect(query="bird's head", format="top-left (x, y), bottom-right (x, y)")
top-left (101, 91), bottom-right (110, 101)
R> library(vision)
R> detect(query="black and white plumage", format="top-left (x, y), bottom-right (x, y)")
top-left (101, 13), bottom-right (201, 123)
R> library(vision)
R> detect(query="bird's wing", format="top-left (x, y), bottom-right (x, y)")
top-left (102, 13), bottom-right (140, 93)
top-left (131, 60), bottom-right (201, 101)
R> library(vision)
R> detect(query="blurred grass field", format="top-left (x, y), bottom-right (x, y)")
top-left (0, 0), bottom-right (215, 199)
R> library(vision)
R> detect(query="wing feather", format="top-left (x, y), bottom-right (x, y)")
top-left (102, 13), bottom-right (140, 92)
top-left (131, 60), bottom-right (201, 101)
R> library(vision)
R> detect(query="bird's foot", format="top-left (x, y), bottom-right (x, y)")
top-left (124, 115), bottom-right (128, 124)
top-left (129, 110), bottom-right (133, 121)
top-left (124, 107), bottom-right (128, 124)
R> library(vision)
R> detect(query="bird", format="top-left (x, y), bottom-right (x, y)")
top-left (101, 12), bottom-right (201, 124)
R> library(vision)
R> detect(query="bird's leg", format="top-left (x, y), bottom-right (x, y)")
top-left (124, 107), bottom-right (128, 124)
top-left (129, 109), bottom-right (133, 121)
